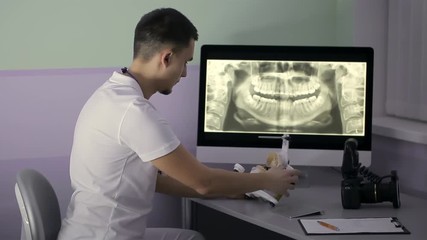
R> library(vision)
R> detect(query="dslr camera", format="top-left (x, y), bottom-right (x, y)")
top-left (341, 138), bottom-right (401, 209)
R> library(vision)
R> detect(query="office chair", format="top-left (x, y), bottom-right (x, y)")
top-left (15, 169), bottom-right (61, 240)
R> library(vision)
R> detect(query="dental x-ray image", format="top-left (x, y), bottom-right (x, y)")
top-left (204, 60), bottom-right (366, 136)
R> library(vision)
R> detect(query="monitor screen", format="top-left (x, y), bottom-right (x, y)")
top-left (197, 45), bottom-right (373, 167)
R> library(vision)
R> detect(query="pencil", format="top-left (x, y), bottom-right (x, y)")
top-left (317, 220), bottom-right (340, 231)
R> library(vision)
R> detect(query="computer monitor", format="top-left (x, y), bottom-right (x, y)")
top-left (196, 45), bottom-right (373, 167)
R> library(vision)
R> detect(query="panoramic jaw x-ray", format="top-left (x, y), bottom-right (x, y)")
top-left (204, 60), bottom-right (366, 135)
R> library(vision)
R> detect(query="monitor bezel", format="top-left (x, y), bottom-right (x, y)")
top-left (197, 44), bottom-right (373, 152)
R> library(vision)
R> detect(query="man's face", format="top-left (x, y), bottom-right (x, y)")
top-left (160, 39), bottom-right (195, 95)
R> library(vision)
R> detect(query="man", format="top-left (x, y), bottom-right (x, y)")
top-left (58, 8), bottom-right (301, 240)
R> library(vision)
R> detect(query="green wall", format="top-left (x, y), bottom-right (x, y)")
top-left (0, 0), bottom-right (353, 70)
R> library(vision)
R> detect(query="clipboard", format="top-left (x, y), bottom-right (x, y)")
top-left (299, 217), bottom-right (410, 235)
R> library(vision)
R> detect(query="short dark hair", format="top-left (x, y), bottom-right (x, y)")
top-left (133, 8), bottom-right (199, 59)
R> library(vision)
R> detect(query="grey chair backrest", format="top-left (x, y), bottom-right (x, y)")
top-left (15, 169), bottom-right (61, 240)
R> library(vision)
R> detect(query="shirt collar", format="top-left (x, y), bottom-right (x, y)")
top-left (109, 71), bottom-right (145, 97)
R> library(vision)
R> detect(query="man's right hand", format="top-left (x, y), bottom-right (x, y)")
top-left (264, 167), bottom-right (301, 197)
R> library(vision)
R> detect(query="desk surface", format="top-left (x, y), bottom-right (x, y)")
top-left (190, 167), bottom-right (427, 240)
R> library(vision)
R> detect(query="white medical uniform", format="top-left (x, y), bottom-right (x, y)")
top-left (58, 72), bottom-right (204, 240)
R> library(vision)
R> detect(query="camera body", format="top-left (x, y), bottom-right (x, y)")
top-left (341, 138), bottom-right (401, 209)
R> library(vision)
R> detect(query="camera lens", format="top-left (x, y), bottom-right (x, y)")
top-left (359, 182), bottom-right (378, 203)
top-left (377, 180), bottom-right (400, 208)
top-left (378, 171), bottom-right (401, 208)
top-left (358, 172), bottom-right (401, 208)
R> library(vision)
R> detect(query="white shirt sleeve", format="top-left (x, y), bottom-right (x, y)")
top-left (119, 99), bottom-right (180, 162)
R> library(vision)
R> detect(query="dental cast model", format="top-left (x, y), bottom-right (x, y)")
top-left (234, 134), bottom-right (292, 207)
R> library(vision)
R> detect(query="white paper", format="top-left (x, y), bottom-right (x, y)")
top-left (300, 217), bottom-right (406, 234)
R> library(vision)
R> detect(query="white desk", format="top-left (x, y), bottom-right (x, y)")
top-left (188, 167), bottom-right (427, 240)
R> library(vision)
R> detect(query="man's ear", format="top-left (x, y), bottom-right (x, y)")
top-left (161, 52), bottom-right (173, 66)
